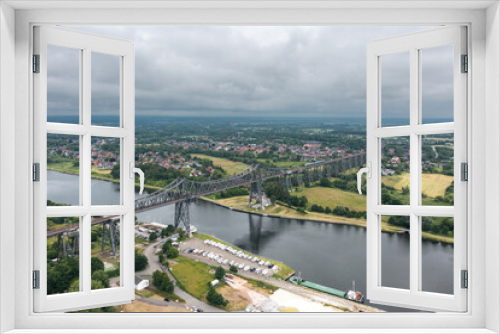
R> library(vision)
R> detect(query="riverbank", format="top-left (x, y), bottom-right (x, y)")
top-left (200, 196), bottom-right (454, 245)
top-left (47, 163), bottom-right (162, 192)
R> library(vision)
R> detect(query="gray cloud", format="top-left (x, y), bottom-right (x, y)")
top-left (47, 25), bottom-right (451, 119)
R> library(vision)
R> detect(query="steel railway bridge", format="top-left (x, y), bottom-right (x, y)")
top-left (49, 152), bottom-right (366, 260)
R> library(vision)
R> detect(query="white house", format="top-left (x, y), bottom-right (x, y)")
top-left (134, 276), bottom-right (149, 291)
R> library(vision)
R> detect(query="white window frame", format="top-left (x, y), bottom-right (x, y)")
top-left (1, 1), bottom-right (499, 333)
top-left (32, 25), bottom-right (136, 312)
top-left (366, 26), bottom-right (467, 312)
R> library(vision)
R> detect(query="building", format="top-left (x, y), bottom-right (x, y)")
top-left (134, 276), bottom-right (149, 291)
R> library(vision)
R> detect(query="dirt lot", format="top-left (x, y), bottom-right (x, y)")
top-left (116, 300), bottom-right (188, 313)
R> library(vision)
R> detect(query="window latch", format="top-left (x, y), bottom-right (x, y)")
top-left (130, 162), bottom-right (145, 194)
top-left (357, 162), bottom-right (371, 194)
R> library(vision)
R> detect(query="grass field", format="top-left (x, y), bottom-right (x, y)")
top-left (256, 159), bottom-right (305, 169)
top-left (192, 154), bottom-right (249, 176)
top-left (382, 172), bottom-right (453, 197)
top-left (295, 187), bottom-right (366, 212)
top-left (169, 256), bottom-right (214, 299)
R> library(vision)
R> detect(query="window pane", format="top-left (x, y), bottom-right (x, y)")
top-left (47, 134), bottom-right (80, 206)
top-left (381, 215), bottom-right (410, 290)
top-left (421, 45), bottom-right (454, 124)
top-left (421, 134), bottom-right (454, 206)
top-left (91, 137), bottom-right (121, 205)
top-left (91, 52), bottom-right (121, 127)
top-left (381, 52), bottom-right (410, 127)
top-left (421, 217), bottom-right (454, 294)
top-left (47, 216), bottom-right (81, 294)
top-left (91, 216), bottom-right (121, 290)
top-left (381, 137), bottom-right (410, 205)
top-left (47, 45), bottom-right (80, 124)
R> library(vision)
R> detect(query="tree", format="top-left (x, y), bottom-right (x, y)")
top-left (166, 224), bottom-right (175, 235)
top-left (206, 286), bottom-right (227, 307)
top-left (161, 280), bottom-right (174, 293)
top-left (166, 247), bottom-right (179, 259)
top-left (91, 257), bottom-right (104, 274)
top-left (110, 163), bottom-right (120, 179)
top-left (229, 265), bottom-right (238, 274)
top-left (319, 177), bottom-right (332, 187)
top-left (91, 270), bottom-right (110, 288)
top-left (149, 232), bottom-right (158, 242)
top-left (178, 229), bottom-right (186, 240)
top-left (215, 266), bottom-right (226, 280)
top-left (152, 270), bottom-right (174, 293)
top-left (135, 249), bottom-right (149, 271)
top-left (160, 228), bottom-right (168, 237)
top-left (158, 254), bottom-right (165, 264)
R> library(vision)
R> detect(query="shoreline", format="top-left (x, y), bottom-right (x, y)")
top-left (47, 168), bottom-right (453, 245)
top-left (199, 197), bottom-right (454, 245)
top-left (47, 166), bottom-right (162, 192)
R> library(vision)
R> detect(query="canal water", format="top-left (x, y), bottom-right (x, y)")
top-left (48, 170), bottom-right (454, 312)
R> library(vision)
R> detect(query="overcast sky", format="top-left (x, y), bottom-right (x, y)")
top-left (47, 26), bottom-right (454, 120)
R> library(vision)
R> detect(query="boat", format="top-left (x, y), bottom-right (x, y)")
top-left (289, 275), bottom-right (364, 303)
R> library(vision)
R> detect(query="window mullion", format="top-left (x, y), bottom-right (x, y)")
top-left (409, 47), bottom-right (420, 294)
top-left (81, 48), bottom-right (92, 294)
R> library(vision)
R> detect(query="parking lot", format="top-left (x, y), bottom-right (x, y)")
top-left (179, 238), bottom-right (281, 279)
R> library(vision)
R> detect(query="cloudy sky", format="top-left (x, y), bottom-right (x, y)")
top-left (47, 26), bottom-right (454, 120)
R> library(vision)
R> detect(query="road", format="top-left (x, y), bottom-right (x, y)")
top-left (135, 239), bottom-right (224, 312)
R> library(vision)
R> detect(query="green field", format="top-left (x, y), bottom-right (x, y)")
top-left (192, 154), bottom-right (249, 175)
top-left (169, 256), bottom-right (214, 299)
top-left (382, 172), bottom-right (453, 198)
top-left (256, 159), bottom-right (305, 169)
top-left (295, 186), bottom-right (366, 212)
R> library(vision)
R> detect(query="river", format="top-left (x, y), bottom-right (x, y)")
top-left (47, 170), bottom-right (454, 312)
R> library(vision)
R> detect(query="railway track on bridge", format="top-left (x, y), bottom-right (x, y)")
top-left (47, 152), bottom-right (366, 238)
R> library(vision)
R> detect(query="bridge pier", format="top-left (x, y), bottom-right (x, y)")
top-left (57, 229), bottom-right (79, 262)
top-left (297, 171), bottom-right (303, 189)
top-left (175, 200), bottom-right (192, 237)
top-left (101, 219), bottom-right (119, 257)
top-left (249, 180), bottom-right (264, 209)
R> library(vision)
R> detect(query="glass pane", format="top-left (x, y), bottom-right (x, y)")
top-left (381, 215), bottom-right (410, 290)
top-left (421, 217), bottom-right (454, 294)
top-left (381, 52), bottom-right (410, 127)
top-left (91, 52), bottom-right (121, 127)
top-left (421, 45), bottom-right (454, 124)
top-left (381, 137), bottom-right (410, 205)
top-left (91, 137), bottom-right (121, 205)
top-left (47, 45), bottom-right (80, 124)
top-left (47, 134), bottom-right (80, 206)
top-left (47, 216), bottom-right (80, 294)
top-left (421, 134), bottom-right (454, 206)
top-left (91, 216), bottom-right (121, 290)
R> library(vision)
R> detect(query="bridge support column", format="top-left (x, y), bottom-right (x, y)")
top-left (297, 171), bottom-right (303, 189)
top-left (249, 180), bottom-right (264, 209)
top-left (175, 200), bottom-right (192, 237)
top-left (57, 230), bottom-right (79, 262)
top-left (101, 219), bottom-right (119, 257)
top-left (285, 174), bottom-right (292, 192)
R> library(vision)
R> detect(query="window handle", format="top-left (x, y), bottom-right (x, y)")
top-left (357, 162), bottom-right (371, 195)
top-left (130, 162), bottom-right (145, 194)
